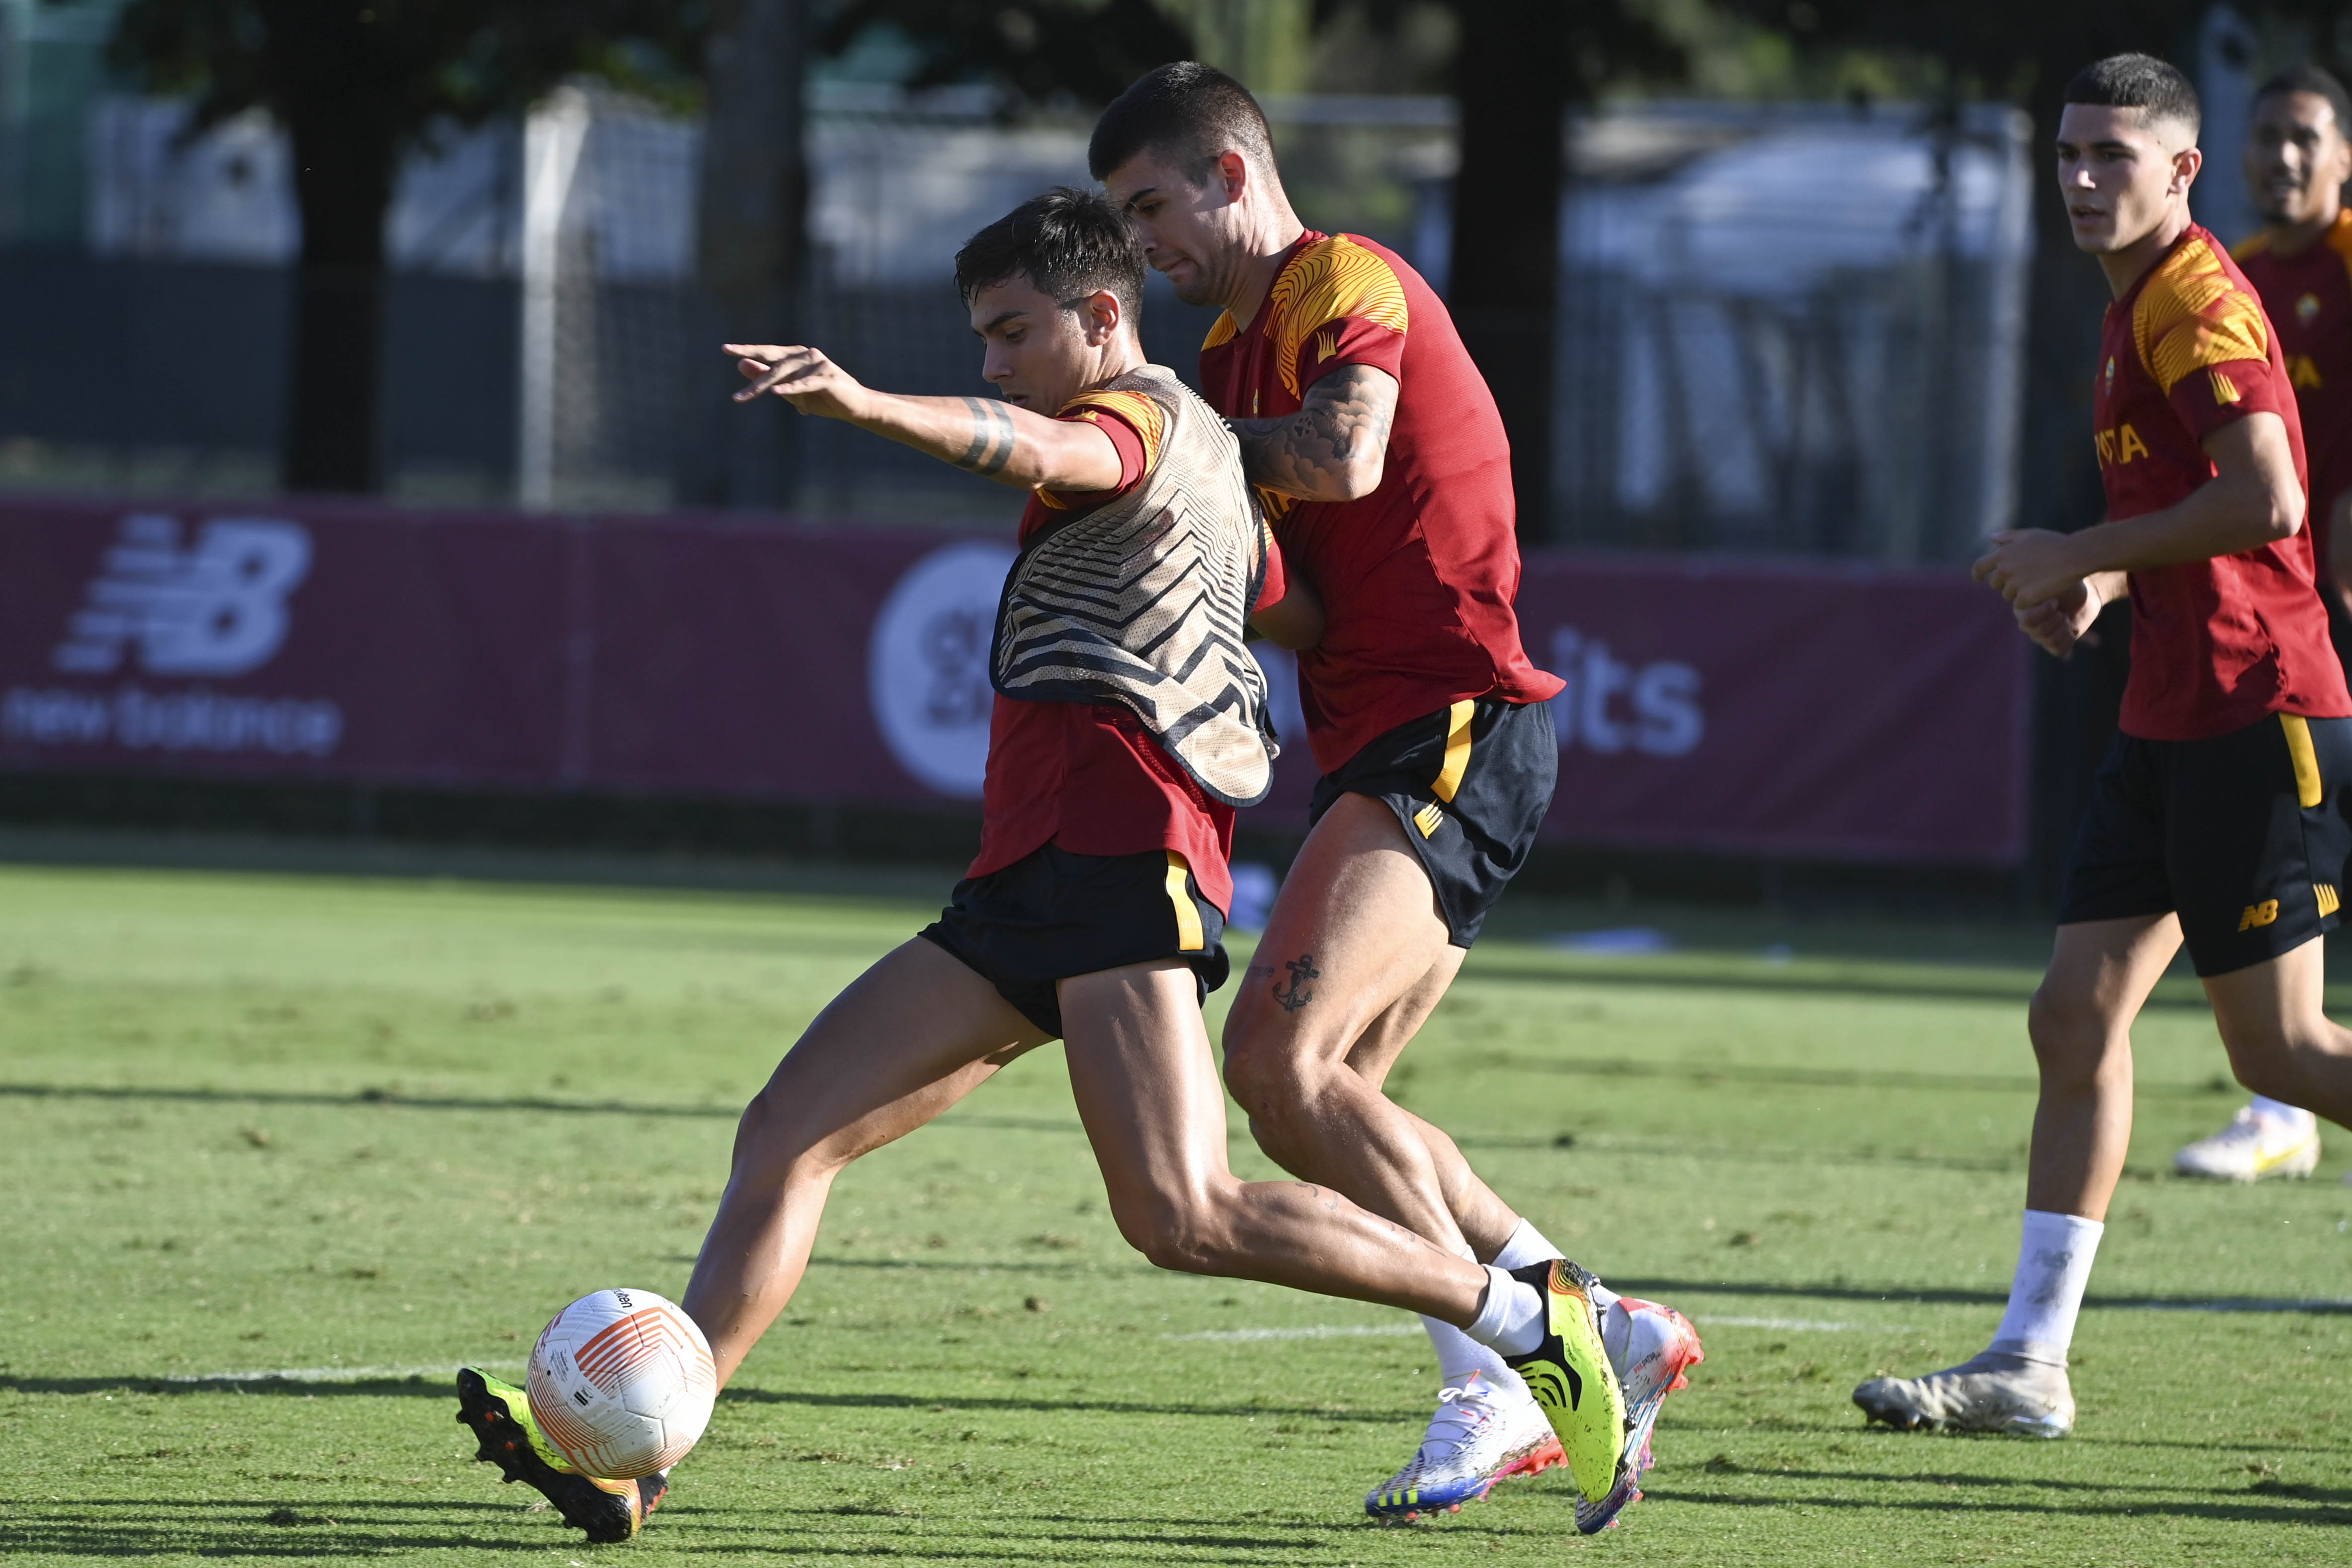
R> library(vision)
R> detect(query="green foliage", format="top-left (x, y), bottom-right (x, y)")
top-left (818, 0), bottom-right (1194, 106)
top-left (2, 859), bottom-right (2350, 1562)
top-left (106, 0), bottom-right (710, 150)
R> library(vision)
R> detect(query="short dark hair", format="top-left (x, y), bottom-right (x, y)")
top-left (1087, 60), bottom-right (1275, 185)
top-left (2063, 52), bottom-right (2201, 138)
top-left (954, 187), bottom-right (1146, 327)
top-left (2255, 62), bottom-right (2352, 139)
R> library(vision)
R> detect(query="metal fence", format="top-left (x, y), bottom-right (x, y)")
top-left (2, 88), bottom-right (2031, 562)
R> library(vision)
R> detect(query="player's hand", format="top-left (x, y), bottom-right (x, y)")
top-left (726, 344), bottom-right (869, 421)
top-left (2013, 581), bottom-right (2103, 659)
top-left (1971, 529), bottom-right (2091, 608)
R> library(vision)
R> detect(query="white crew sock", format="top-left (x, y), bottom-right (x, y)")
top-left (1490, 1217), bottom-right (1621, 1315)
top-left (1464, 1264), bottom-right (1548, 1358)
top-left (1989, 1209), bottom-right (2104, 1363)
top-left (2250, 1095), bottom-right (2318, 1131)
top-left (1421, 1235), bottom-right (1519, 1390)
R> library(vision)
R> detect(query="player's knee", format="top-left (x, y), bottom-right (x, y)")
top-left (730, 1087), bottom-right (836, 1183)
top-left (2026, 987), bottom-right (2121, 1084)
top-left (1109, 1191), bottom-right (1238, 1275)
top-left (1221, 1038), bottom-right (1322, 1129)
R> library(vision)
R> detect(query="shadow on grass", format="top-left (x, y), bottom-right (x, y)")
top-left (0, 1081), bottom-right (1087, 1136)
top-left (1650, 1466), bottom-right (2352, 1526)
top-left (0, 1374), bottom-right (1420, 1428)
top-left (1, 1497), bottom-right (549, 1558)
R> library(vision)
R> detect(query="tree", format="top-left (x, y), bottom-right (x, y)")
top-left (110, 0), bottom-right (706, 495)
top-left (816, 0), bottom-right (1193, 106)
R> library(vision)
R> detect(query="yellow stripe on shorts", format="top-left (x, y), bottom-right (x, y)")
top-left (1164, 852), bottom-right (1205, 952)
top-left (1432, 700), bottom-right (1475, 803)
top-left (2282, 713), bottom-right (2324, 809)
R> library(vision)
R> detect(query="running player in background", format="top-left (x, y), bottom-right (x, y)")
top-left (1092, 65), bottom-right (1700, 1531)
top-left (1856, 53), bottom-right (2352, 1440)
top-left (2174, 63), bottom-right (2352, 1183)
top-left (451, 189), bottom-right (1621, 1544)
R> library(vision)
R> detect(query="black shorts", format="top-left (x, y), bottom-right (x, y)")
top-left (918, 843), bottom-right (1229, 1039)
top-left (1309, 696), bottom-right (1558, 948)
top-left (2058, 713), bottom-right (2352, 977)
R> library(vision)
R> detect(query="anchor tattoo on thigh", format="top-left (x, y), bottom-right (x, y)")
top-left (1271, 953), bottom-right (1320, 1012)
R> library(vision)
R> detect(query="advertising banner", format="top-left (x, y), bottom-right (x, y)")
top-left (0, 495), bottom-right (2030, 864)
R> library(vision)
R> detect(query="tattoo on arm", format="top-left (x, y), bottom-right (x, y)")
top-left (1229, 365), bottom-right (1397, 500)
top-left (953, 397), bottom-right (1018, 477)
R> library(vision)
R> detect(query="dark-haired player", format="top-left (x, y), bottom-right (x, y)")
top-left (1092, 64), bottom-right (1700, 1530)
top-left (2174, 63), bottom-right (2352, 1182)
top-left (450, 189), bottom-right (1621, 1542)
top-left (1856, 53), bottom-right (2352, 1438)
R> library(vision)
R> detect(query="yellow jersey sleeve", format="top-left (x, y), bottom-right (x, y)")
top-left (1264, 236), bottom-right (1409, 400)
top-left (2132, 235), bottom-right (2271, 396)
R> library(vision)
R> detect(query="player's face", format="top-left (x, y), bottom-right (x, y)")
top-left (2244, 90), bottom-right (2352, 226)
top-left (2054, 104), bottom-right (2199, 254)
top-left (968, 276), bottom-right (1096, 411)
top-left (1101, 150), bottom-right (1250, 309)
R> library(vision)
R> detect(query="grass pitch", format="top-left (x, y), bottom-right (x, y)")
top-left (2, 849), bottom-right (2348, 1566)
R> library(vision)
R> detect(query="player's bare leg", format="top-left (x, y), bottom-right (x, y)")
top-left (1221, 792), bottom-right (1500, 1252)
top-left (1060, 958), bottom-right (1489, 1309)
top-left (1059, 957), bottom-right (1632, 1507)
top-left (682, 939), bottom-right (1051, 1385)
top-left (1219, 793), bottom-right (1684, 1524)
top-left (1857, 913), bottom-right (2179, 1437)
top-left (2205, 938), bottom-right (2352, 1123)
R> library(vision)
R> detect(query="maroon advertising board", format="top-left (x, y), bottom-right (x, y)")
top-left (0, 495), bottom-right (2031, 863)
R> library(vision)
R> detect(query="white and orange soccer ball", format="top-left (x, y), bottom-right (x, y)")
top-left (526, 1288), bottom-right (718, 1479)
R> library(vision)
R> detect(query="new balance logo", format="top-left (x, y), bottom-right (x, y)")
top-left (52, 513), bottom-right (312, 677)
top-left (2318, 884), bottom-right (2341, 918)
top-left (1314, 329), bottom-right (1339, 363)
top-left (1413, 801), bottom-right (1444, 837)
top-left (2238, 900), bottom-right (2280, 931)
top-left (2209, 368), bottom-right (2243, 406)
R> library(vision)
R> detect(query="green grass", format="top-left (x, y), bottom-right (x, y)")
top-left (2, 853), bottom-right (2349, 1565)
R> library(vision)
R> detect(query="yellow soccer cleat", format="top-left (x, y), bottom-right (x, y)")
top-left (1500, 1260), bottom-right (1627, 1505)
top-left (455, 1367), bottom-right (669, 1543)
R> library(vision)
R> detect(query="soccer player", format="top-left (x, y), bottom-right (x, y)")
top-left (1090, 65), bottom-right (1701, 1528)
top-left (2173, 64), bottom-right (2352, 1183)
top-left (1855, 54), bottom-right (2352, 1439)
top-left (452, 190), bottom-right (1625, 1541)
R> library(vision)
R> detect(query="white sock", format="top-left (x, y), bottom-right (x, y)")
top-left (1421, 1236), bottom-right (1520, 1391)
top-left (1464, 1264), bottom-right (1547, 1358)
top-left (1989, 1209), bottom-right (2103, 1363)
top-left (2250, 1095), bottom-right (2317, 1130)
top-left (1488, 1217), bottom-right (1620, 1314)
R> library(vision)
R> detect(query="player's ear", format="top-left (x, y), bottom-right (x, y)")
top-left (2172, 143), bottom-right (2203, 196)
top-left (1082, 289), bottom-right (1122, 345)
top-left (1217, 149), bottom-right (1250, 204)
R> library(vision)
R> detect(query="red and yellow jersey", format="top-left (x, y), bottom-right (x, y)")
top-left (969, 382), bottom-right (1289, 915)
top-left (1198, 230), bottom-right (1562, 774)
top-left (2095, 223), bottom-right (2349, 740)
top-left (2236, 209), bottom-right (2352, 575)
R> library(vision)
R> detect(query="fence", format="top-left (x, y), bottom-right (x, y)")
top-left (5, 89), bottom-right (2030, 560)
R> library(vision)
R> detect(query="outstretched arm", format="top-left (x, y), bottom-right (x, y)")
top-left (727, 343), bottom-right (1124, 494)
top-left (1226, 364), bottom-right (1399, 503)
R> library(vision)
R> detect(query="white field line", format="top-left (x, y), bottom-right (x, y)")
top-left (1164, 1324), bottom-right (1422, 1343)
top-left (167, 1360), bottom-right (523, 1384)
top-left (1700, 1316), bottom-right (1870, 1332)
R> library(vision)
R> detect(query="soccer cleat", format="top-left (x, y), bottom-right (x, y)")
top-left (1364, 1371), bottom-right (1564, 1522)
top-left (1574, 1295), bottom-right (1706, 1534)
top-left (1500, 1260), bottom-right (1627, 1506)
top-left (2173, 1104), bottom-right (2321, 1182)
top-left (1852, 1349), bottom-right (2073, 1439)
top-left (456, 1367), bottom-right (669, 1543)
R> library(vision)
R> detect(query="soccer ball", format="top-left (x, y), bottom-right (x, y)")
top-left (526, 1288), bottom-right (717, 1479)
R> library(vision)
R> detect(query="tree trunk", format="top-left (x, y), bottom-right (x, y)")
top-left (263, 1), bottom-right (394, 495)
top-left (1448, 0), bottom-right (1566, 547)
top-left (681, 0), bottom-right (810, 511)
